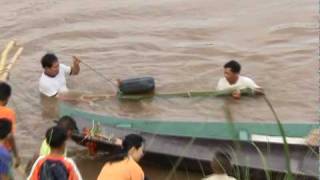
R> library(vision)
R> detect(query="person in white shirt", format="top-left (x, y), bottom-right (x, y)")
top-left (202, 151), bottom-right (236, 180)
top-left (216, 60), bottom-right (263, 99)
top-left (39, 53), bottom-right (80, 97)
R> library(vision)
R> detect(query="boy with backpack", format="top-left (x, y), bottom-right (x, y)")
top-left (27, 126), bottom-right (82, 180)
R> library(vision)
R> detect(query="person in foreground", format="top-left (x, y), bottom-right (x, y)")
top-left (39, 116), bottom-right (78, 156)
top-left (216, 60), bottom-right (263, 99)
top-left (25, 116), bottom-right (79, 174)
top-left (0, 82), bottom-right (20, 167)
top-left (202, 151), bottom-right (236, 180)
top-left (97, 134), bottom-right (145, 180)
top-left (27, 126), bottom-right (82, 180)
top-left (39, 53), bottom-right (80, 97)
top-left (0, 119), bottom-right (13, 180)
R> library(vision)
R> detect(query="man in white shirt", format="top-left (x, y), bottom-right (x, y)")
top-left (216, 60), bottom-right (263, 99)
top-left (39, 53), bottom-right (80, 97)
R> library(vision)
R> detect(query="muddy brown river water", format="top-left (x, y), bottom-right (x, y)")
top-left (0, 0), bottom-right (317, 179)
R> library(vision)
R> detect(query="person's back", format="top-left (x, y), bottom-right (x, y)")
top-left (98, 156), bottom-right (143, 180)
top-left (0, 82), bottom-right (16, 135)
top-left (97, 134), bottom-right (145, 180)
top-left (39, 158), bottom-right (68, 180)
top-left (0, 106), bottom-right (15, 132)
top-left (28, 126), bottom-right (82, 180)
top-left (0, 106), bottom-right (16, 151)
top-left (0, 82), bottom-right (20, 167)
top-left (29, 155), bottom-right (81, 180)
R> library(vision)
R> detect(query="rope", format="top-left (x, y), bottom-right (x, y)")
top-left (79, 60), bottom-right (118, 92)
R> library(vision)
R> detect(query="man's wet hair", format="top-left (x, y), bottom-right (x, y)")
top-left (211, 151), bottom-right (233, 174)
top-left (0, 82), bottom-right (11, 102)
top-left (0, 119), bottom-right (12, 140)
top-left (224, 60), bottom-right (241, 74)
top-left (56, 116), bottom-right (79, 134)
top-left (41, 53), bottom-right (58, 68)
top-left (45, 126), bottom-right (67, 149)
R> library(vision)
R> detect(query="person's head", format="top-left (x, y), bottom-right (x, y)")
top-left (56, 116), bottom-right (79, 138)
top-left (123, 134), bottom-right (145, 162)
top-left (45, 126), bottom-right (67, 153)
top-left (223, 60), bottom-right (241, 84)
top-left (41, 53), bottom-right (59, 77)
top-left (0, 119), bottom-right (12, 141)
top-left (211, 151), bottom-right (232, 175)
top-left (108, 134), bottom-right (145, 163)
top-left (0, 82), bottom-right (11, 105)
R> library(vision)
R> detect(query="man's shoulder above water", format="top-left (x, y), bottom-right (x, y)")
top-left (217, 75), bottom-right (259, 90)
top-left (40, 63), bottom-right (71, 78)
top-left (218, 75), bottom-right (255, 83)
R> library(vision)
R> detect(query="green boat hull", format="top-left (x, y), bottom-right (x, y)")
top-left (60, 101), bottom-right (319, 177)
top-left (59, 102), bottom-right (318, 141)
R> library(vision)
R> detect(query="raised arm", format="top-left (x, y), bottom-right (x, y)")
top-left (70, 56), bottom-right (81, 75)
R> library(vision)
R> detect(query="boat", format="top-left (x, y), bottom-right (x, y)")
top-left (60, 99), bottom-right (319, 179)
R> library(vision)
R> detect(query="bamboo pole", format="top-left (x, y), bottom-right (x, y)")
top-left (0, 40), bottom-right (15, 71)
top-left (118, 87), bottom-right (255, 100)
top-left (0, 47), bottom-right (24, 81)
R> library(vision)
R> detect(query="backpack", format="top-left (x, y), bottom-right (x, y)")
top-left (39, 159), bottom-right (69, 180)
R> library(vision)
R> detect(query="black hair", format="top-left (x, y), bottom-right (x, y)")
top-left (108, 134), bottom-right (144, 163)
top-left (0, 119), bottom-right (12, 139)
top-left (45, 126), bottom-right (67, 149)
top-left (224, 60), bottom-right (241, 74)
top-left (56, 116), bottom-right (79, 134)
top-left (211, 151), bottom-right (233, 174)
top-left (41, 53), bottom-right (58, 68)
top-left (0, 82), bottom-right (11, 102)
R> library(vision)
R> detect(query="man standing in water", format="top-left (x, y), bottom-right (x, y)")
top-left (216, 60), bottom-right (263, 99)
top-left (39, 53), bottom-right (80, 97)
